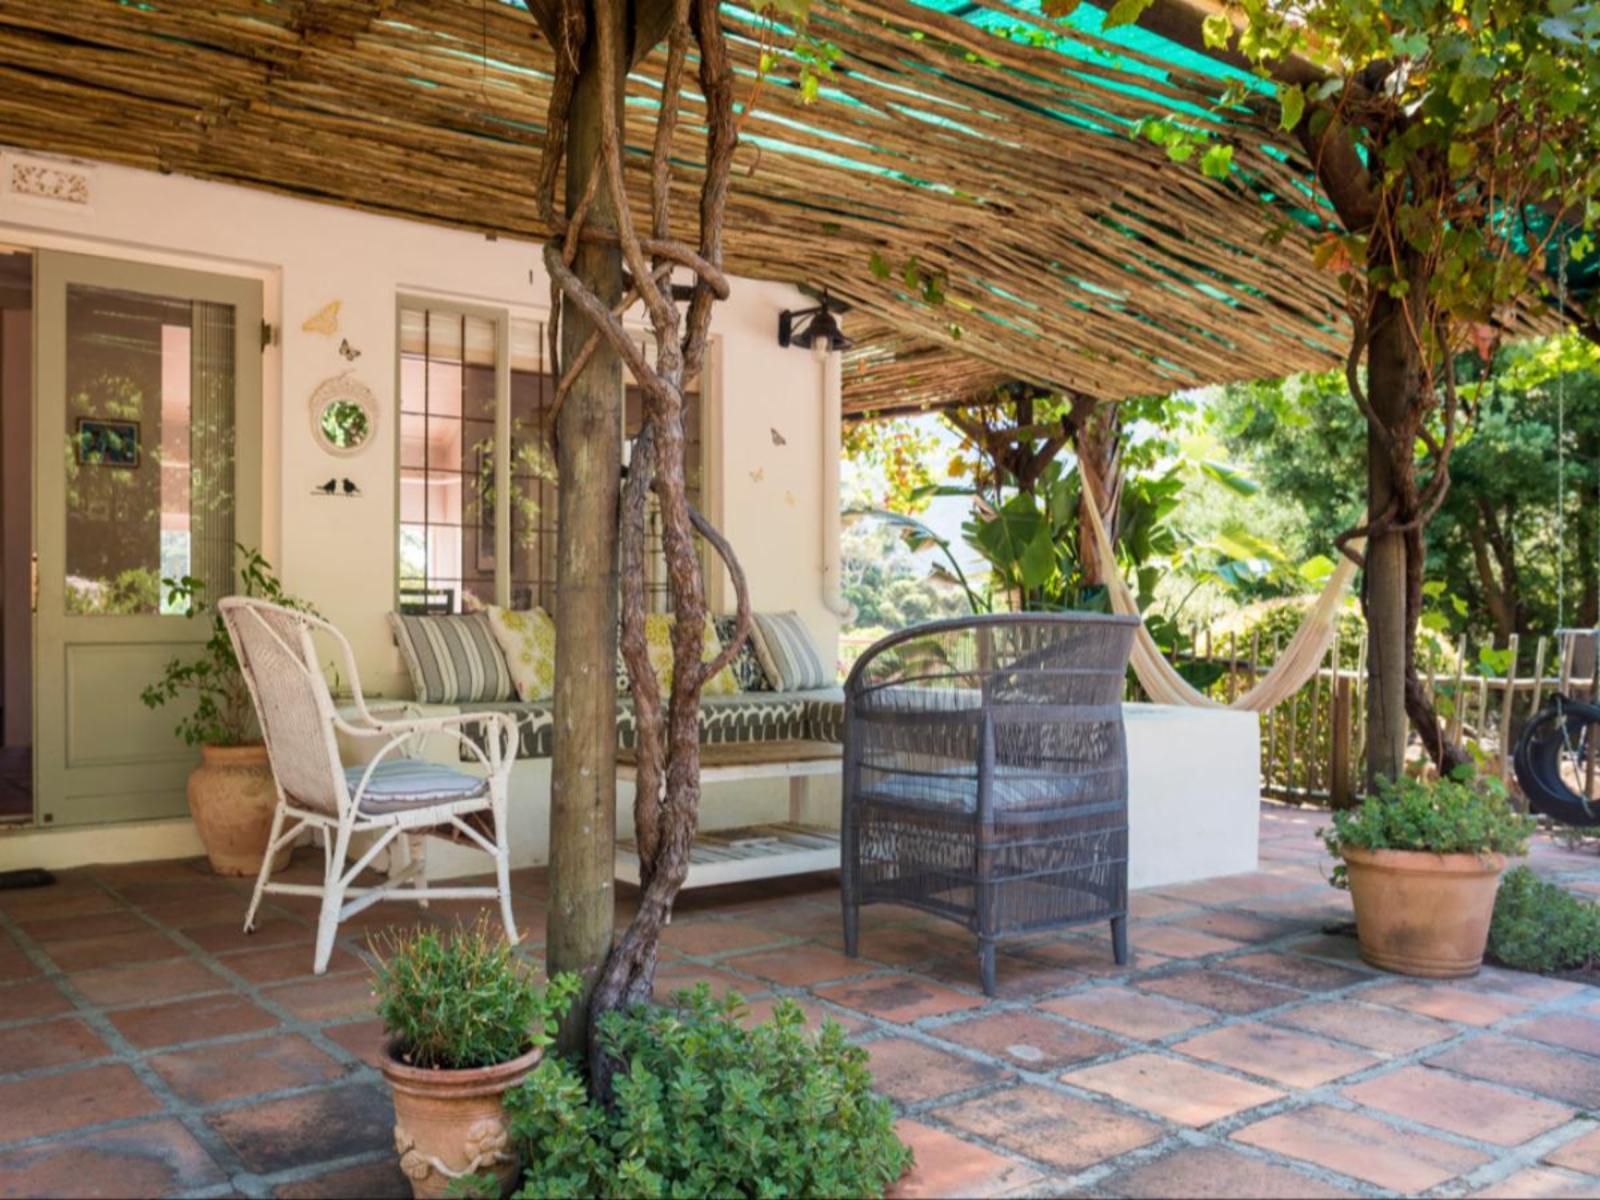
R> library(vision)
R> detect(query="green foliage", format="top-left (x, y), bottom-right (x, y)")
top-left (506, 987), bottom-right (912, 1199)
top-left (1139, 0), bottom-right (1600, 337)
top-left (846, 507), bottom-right (986, 616)
top-left (1489, 865), bottom-right (1600, 975)
top-left (371, 919), bottom-right (577, 1072)
top-left (65, 566), bottom-right (163, 616)
top-left (1214, 342), bottom-right (1600, 657)
top-left (841, 419), bottom-right (941, 514)
top-left (1211, 597), bottom-right (1459, 673)
top-left (139, 545), bottom-right (315, 748)
top-left (1321, 770), bottom-right (1534, 886)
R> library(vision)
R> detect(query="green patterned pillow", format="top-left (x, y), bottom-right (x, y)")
top-left (616, 613), bottom-right (737, 695)
top-left (714, 614), bottom-right (771, 692)
top-left (485, 605), bottom-right (557, 702)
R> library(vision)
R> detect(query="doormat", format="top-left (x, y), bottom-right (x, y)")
top-left (0, 867), bottom-right (54, 890)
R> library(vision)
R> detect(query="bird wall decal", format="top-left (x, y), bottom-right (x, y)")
top-left (316, 478), bottom-right (338, 494)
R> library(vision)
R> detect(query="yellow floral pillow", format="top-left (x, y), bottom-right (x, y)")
top-left (486, 605), bottom-right (557, 702)
top-left (618, 613), bottom-right (739, 695)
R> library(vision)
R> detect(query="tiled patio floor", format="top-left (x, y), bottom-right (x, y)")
top-left (6, 804), bottom-right (1600, 1198)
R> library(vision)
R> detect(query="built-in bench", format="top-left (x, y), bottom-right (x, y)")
top-left (415, 695), bottom-right (1260, 893)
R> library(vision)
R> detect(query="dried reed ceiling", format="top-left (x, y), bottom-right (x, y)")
top-left (0, 0), bottom-right (1356, 414)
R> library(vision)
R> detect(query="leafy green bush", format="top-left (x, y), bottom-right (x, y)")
top-left (505, 987), bottom-right (912, 1199)
top-left (140, 546), bottom-right (317, 747)
top-left (1489, 866), bottom-right (1600, 974)
top-left (371, 919), bottom-right (576, 1071)
top-left (1320, 770), bottom-right (1534, 888)
top-left (1209, 596), bottom-right (1460, 673)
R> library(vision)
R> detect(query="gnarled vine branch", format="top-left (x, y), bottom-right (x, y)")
top-left (529, 0), bottom-right (758, 1096)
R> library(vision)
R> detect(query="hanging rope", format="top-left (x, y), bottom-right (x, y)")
top-left (1559, 237), bottom-right (1569, 632)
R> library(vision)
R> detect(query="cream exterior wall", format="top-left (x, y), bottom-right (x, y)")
top-left (0, 150), bottom-right (840, 865)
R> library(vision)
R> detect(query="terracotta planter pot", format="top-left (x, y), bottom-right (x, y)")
top-left (187, 744), bottom-right (292, 877)
top-left (1343, 846), bottom-right (1506, 978)
top-left (382, 1042), bottom-right (541, 1199)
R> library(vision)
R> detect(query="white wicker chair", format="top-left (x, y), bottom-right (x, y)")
top-left (221, 598), bottom-right (520, 974)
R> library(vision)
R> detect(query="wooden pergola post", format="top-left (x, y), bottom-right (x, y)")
top-left (546, 0), bottom-right (626, 1049)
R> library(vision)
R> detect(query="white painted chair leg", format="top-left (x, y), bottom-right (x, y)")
top-left (496, 840), bottom-right (519, 944)
top-left (313, 822), bottom-right (354, 975)
top-left (407, 834), bottom-right (429, 909)
top-left (243, 801), bottom-right (286, 933)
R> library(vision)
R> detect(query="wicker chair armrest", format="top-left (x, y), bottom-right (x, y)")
top-left (334, 711), bottom-right (517, 780)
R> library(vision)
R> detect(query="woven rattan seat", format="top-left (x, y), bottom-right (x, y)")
top-left (842, 613), bottom-right (1138, 996)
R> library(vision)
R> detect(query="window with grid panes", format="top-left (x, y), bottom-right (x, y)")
top-left (398, 303), bottom-right (702, 615)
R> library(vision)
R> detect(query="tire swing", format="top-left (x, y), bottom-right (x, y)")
top-left (1514, 694), bottom-right (1600, 828)
top-left (1512, 242), bottom-right (1600, 827)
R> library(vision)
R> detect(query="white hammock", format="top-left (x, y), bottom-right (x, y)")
top-left (1080, 476), bottom-right (1364, 712)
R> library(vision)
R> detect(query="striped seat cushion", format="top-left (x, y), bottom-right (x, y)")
top-left (345, 760), bottom-right (490, 815)
top-left (390, 612), bottom-right (514, 704)
top-left (750, 612), bottom-right (832, 691)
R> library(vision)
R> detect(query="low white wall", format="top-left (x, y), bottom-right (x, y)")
top-left (1124, 702), bottom-right (1261, 889)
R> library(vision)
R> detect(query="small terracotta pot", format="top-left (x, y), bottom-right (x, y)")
top-left (382, 1041), bottom-right (541, 1199)
top-left (1343, 846), bottom-right (1507, 978)
top-left (187, 744), bottom-right (292, 877)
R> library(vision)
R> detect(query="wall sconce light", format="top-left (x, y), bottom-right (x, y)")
top-left (778, 289), bottom-right (853, 352)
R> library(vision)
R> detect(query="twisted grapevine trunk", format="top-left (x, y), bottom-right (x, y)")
top-left (527, 0), bottom-right (756, 1096)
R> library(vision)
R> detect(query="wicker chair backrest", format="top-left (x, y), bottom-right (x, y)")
top-left (221, 598), bottom-right (349, 819)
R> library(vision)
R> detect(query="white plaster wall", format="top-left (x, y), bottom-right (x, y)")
top-left (0, 150), bottom-right (840, 704)
top-left (1124, 702), bottom-right (1261, 889)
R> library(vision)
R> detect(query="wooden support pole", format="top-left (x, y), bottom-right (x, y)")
top-left (547, 0), bottom-right (627, 1053)
top-left (1331, 676), bottom-right (1354, 810)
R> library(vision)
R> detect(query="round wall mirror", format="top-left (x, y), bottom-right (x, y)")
top-left (310, 375), bottom-right (378, 456)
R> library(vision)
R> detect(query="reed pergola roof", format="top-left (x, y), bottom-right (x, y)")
top-left (0, 0), bottom-right (1359, 414)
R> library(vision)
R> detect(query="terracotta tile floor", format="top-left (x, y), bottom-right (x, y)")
top-left (5, 803), bottom-right (1600, 1197)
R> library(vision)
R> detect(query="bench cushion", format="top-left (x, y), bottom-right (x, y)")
top-left (462, 688), bottom-right (845, 760)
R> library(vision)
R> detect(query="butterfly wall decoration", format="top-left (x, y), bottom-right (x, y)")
top-left (301, 300), bottom-right (340, 336)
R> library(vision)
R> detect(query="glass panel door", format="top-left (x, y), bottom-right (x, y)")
top-left (34, 252), bottom-right (261, 827)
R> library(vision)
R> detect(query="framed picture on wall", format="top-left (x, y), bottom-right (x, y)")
top-left (76, 418), bottom-right (140, 468)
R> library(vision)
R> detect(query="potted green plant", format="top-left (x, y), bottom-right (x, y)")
top-left (1322, 769), bottom-right (1535, 977)
top-left (141, 545), bottom-right (312, 876)
top-left (371, 920), bottom-right (577, 1200)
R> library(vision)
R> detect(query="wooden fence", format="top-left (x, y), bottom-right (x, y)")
top-left (1183, 629), bottom-right (1600, 807)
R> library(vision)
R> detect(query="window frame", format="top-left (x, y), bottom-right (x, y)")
top-left (392, 293), bottom-right (722, 615)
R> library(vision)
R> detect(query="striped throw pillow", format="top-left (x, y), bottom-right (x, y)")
top-left (750, 612), bottom-right (831, 691)
top-left (389, 612), bottom-right (514, 704)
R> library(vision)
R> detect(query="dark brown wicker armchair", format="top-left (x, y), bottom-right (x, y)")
top-left (842, 612), bottom-right (1138, 995)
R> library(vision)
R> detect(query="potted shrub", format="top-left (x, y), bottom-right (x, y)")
top-left (1322, 769), bottom-right (1535, 977)
top-left (141, 546), bottom-right (312, 876)
top-left (371, 920), bottom-right (577, 1200)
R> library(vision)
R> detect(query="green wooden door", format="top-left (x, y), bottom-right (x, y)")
top-left (34, 251), bottom-right (262, 827)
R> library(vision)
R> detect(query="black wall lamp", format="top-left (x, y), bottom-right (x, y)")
top-left (778, 289), bottom-right (853, 351)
